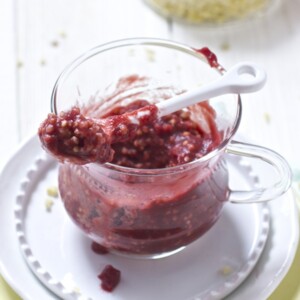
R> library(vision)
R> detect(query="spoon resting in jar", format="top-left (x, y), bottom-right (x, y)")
top-left (156, 61), bottom-right (266, 117)
top-left (38, 62), bottom-right (266, 165)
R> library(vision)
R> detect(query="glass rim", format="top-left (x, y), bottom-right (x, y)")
top-left (51, 37), bottom-right (242, 175)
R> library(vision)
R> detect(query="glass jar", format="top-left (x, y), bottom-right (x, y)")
top-left (51, 38), bottom-right (291, 259)
top-left (145, 0), bottom-right (281, 24)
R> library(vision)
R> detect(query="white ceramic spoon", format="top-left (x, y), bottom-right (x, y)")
top-left (156, 62), bottom-right (267, 117)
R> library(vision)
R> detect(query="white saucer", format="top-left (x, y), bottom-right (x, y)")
top-left (14, 153), bottom-right (269, 300)
top-left (0, 135), bottom-right (299, 300)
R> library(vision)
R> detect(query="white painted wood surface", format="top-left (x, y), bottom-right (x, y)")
top-left (0, 0), bottom-right (18, 170)
top-left (0, 0), bottom-right (300, 296)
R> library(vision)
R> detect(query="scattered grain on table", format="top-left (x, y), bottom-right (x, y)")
top-left (219, 265), bottom-right (233, 275)
top-left (47, 186), bottom-right (59, 198)
top-left (220, 41), bottom-right (230, 51)
top-left (39, 58), bottom-right (47, 66)
top-left (145, 48), bottom-right (156, 62)
top-left (61, 273), bottom-right (81, 295)
top-left (59, 30), bottom-right (67, 39)
top-left (128, 48), bottom-right (135, 57)
top-left (263, 112), bottom-right (271, 124)
top-left (16, 60), bottom-right (24, 69)
top-left (51, 40), bottom-right (59, 47)
top-left (45, 198), bottom-right (54, 212)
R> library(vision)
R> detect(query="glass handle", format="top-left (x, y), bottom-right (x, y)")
top-left (226, 140), bottom-right (292, 203)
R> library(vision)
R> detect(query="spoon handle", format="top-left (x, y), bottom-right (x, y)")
top-left (157, 62), bottom-right (267, 117)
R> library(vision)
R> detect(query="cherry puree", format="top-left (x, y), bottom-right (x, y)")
top-left (56, 99), bottom-right (228, 255)
top-left (196, 47), bottom-right (219, 68)
top-left (91, 241), bottom-right (109, 255)
top-left (40, 73), bottom-right (229, 256)
top-left (105, 99), bottom-right (221, 168)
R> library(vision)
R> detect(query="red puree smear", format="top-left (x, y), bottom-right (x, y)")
top-left (91, 241), bottom-right (109, 255)
top-left (197, 47), bottom-right (218, 68)
top-left (196, 47), bottom-right (222, 70)
top-left (98, 265), bottom-right (121, 292)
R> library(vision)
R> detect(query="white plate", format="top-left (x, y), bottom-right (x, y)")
top-left (0, 135), bottom-right (298, 300)
top-left (14, 153), bottom-right (269, 300)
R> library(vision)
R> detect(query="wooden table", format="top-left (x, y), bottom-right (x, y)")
top-left (1, 0), bottom-right (300, 299)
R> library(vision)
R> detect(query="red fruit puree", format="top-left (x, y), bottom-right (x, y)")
top-left (91, 241), bottom-right (109, 255)
top-left (39, 75), bottom-right (229, 256)
top-left (98, 265), bottom-right (121, 292)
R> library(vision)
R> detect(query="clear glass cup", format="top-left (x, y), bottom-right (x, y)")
top-left (51, 38), bottom-right (291, 259)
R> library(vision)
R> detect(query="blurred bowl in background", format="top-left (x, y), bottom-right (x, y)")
top-left (144, 0), bottom-right (281, 25)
